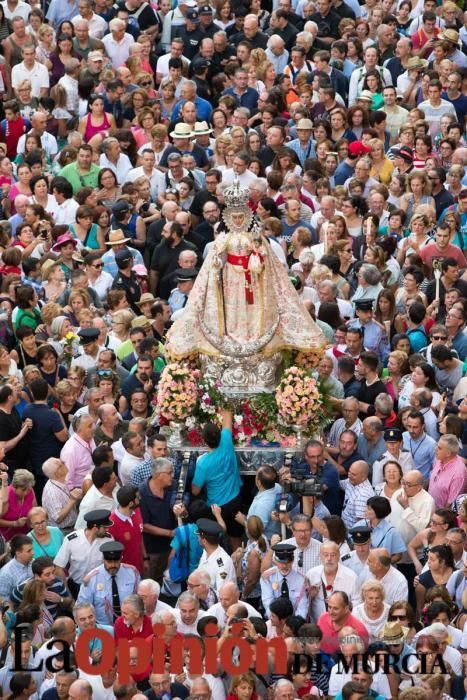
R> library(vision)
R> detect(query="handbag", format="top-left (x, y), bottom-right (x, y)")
top-left (168, 525), bottom-right (191, 583)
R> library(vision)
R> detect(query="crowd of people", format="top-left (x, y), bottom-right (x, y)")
top-left (0, 0), bottom-right (465, 698)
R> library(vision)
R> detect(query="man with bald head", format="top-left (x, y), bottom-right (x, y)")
top-left (68, 680), bottom-right (93, 700)
top-left (201, 581), bottom-right (257, 626)
top-left (341, 461), bottom-right (375, 530)
top-left (306, 542), bottom-right (360, 620)
top-left (362, 548), bottom-right (408, 605)
top-left (317, 591), bottom-right (369, 654)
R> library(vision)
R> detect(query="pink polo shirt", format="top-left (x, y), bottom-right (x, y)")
top-left (318, 611), bottom-right (369, 654)
top-left (428, 456), bottom-right (467, 508)
top-left (61, 433), bottom-right (96, 490)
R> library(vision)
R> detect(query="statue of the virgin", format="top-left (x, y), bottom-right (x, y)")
top-left (166, 179), bottom-right (325, 394)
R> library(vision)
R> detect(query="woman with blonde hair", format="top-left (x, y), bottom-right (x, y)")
top-left (230, 126), bottom-right (246, 152)
top-left (66, 366), bottom-right (87, 404)
top-left (132, 107), bottom-right (157, 148)
top-left (382, 349), bottom-right (410, 403)
top-left (352, 579), bottom-right (389, 640)
top-left (249, 47), bottom-right (267, 69)
top-left (400, 171), bottom-right (434, 221)
top-left (256, 61), bottom-right (276, 91)
top-left (109, 309), bottom-right (134, 344)
top-left (227, 673), bottom-right (258, 700)
top-left (369, 138), bottom-right (394, 185)
top-left (27, 505), bottom-right (64, 558)
top-left (213, 135), bottom-right (234, 170)
top-left (36, 23), bottom-right (55, 65)
top-left (67, 288), bottom-right (91, 327)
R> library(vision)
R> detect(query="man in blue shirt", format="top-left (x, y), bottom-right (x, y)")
top-left (293, 439), bottom-right (341, 515)
top-left (192, 409), bottom-right (243, 548)
top-left (402, 410), bottom-right (436, 482)
top-left (222, 67), bottom-right (259, 112)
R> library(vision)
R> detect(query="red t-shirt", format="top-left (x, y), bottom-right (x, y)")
top-left (114, 614), bottom-right (153, 642)
top-left (108, 508), bottom-right (144, 573)
top-left (317, 611), bottom-right (369, 654)
top-left (420, 242), bottom-right (466, 269)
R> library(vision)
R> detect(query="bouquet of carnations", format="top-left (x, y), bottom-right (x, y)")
top-left (156, 363), bottom-right (198, 422)
top-left (275, 366), bottom-right (322, 427)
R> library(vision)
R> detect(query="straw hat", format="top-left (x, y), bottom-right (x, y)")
top-left (192, 121), bottom-right (213, 136)
top-left (170, 123), bottom-right (193, 139)
top-left (378, 621), bottom-right (408, 645)
top-left (106, 229), bottom-right (131, 246)
top-left (438, 28), bottom-right (459, 45)
top-left (406, 56), bottom-right (428, 71)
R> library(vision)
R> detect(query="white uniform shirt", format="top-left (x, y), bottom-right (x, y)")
top-left (53, 529), bottom-right (114, 583)
top-left (199, 545), bottom-right (236, 591)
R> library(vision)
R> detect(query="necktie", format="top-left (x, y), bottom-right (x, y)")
top-left (281, 577), bottom-right (289, 599)
top-left (111, 575), bottom-right (121, 619)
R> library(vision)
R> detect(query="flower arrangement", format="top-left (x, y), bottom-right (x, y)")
top-left (196, 375), bottom-right (227, 424)
top-left (156, 363), bottom-right (198, 423)
top-left (276, 366), bottom-right (322, 427)
top-left (294, 346), bottom-right (325, 371)
top-left (61, 331), bottom-right (78, 367)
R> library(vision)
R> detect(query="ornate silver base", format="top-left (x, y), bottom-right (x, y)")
top-left (167, 421), bottom-right (186, 448)
top-left (200, 352), bottom-right (283, 398)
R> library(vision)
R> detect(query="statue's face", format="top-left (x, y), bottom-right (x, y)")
top-left (231, 212), bottom-right (246, 228)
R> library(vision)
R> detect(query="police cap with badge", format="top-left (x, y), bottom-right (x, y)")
top-left (196, 518), bottom-right (223, 538)
top-left (384, 428), bottom-right (402, 442)
top-left (176, 268), bottom-right (198, 283)
top-left (78, 328), bottom-right (100, 346)
top-left (355, 299), bottom-right (374, 312)
top-left (272, 543), bottom-right (296, 562)
top-left (349, 525), bottom-right (372, 545)
top-left (84, 509), bottom-right (113, 528)
top-left (100, 541), bottom-right (124, 560)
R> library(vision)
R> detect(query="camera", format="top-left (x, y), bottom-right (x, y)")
top-left (39, 228), bottom-right (48, 236)
top-left (278, 472), bottom-right (323, 512)
top-left (141, 202), bottom-right (150, 213)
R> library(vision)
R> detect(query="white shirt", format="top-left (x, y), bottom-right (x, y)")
top-left (119, 451), bottom-right (145, 486)
top-left (360, 566), bottom-right (408, 605)
top-left (17, 130), bottom-right (58, 158)
top-left (389, 488), bottom-right (435, 548)
top-left (72, 12), bottom-right (107, 39)
top-left (1, 0), bottom-right (30, 20)
top-left (156, 50), bottom-right (190, 77)
top-left (352, 602), bottom-right (390, 640)
top-left (75, 484), bottom-right (119, 529)
top-left (78, 672), bottom-right (115, 700)
top-left (54, 529), bottom-right (114, 583)
top-left (11, 61), bottom-right (49, 98)
top-left (348, 64), bottom-right (393, 105)
top-left (99, 153), bottom-right (133, 184)
top-left (89, 270), bottom-right (114, 301)
top-left (199, 546), bottom-right (236, 591)
top-left (328, 665), bottom-right (391, 698)
top-left (200, 600), bottom-right (259, 628)
top-left (372, 450), bottom-right (415, 486)
top-left (127, 166), bottom-right (164, 200)
top-left (221, 168), bottom-right (258, 187)
top-left (172, 608), bottom-right (203, 635)
top-left (101, 32), bottom-right (135, 69)
top-left (305, 563), bottom-right (360, 621)
top-left (57, 74), bottom-right (79, 113)
top-left (54, 197), bottom-right (79, 225)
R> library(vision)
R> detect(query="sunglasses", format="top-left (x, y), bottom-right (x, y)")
top-left (140, 81), bottom-right (151, 87)
top-left (389, 615), bottom-right (407, 620)
top-left (97, 369), bottom-right (113, 378)
top-left (93, 263), bottom-right (103, 269)
top-left (431, 335), bottom-right (447, 340)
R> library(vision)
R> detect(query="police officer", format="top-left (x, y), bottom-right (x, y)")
top-left (76, 541), bottom-right (140, 625)
top-left (73, 328), bottom-right (102, 371)
top-left (260, 543), bottom-right (309, 619)
top-left (112, 248), bottom-right (142, 315)
top-left (341, 526), bottom-right (372, 585)
top-left (53, 510), bottom-right (115, 599)
top-left (348, 299), bottom-right (388, 362)
top-left (169, 268), bottom-right (198, 316)
top-left (197, 518), bottom-right (236, 592)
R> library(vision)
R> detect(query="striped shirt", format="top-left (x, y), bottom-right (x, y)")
top-left (341, 479), bottom-right (375, 530)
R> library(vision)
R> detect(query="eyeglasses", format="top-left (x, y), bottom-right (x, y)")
top-left (93, 263), bottom-right (103, 269)
top-left (32, 520), bottom-right (47, 526)
top-left (389, 615), bottom-right (407, 620)
top-left (431, 335), bottom-right (447, 341)
top-left (140, 81), bottom-right (152, 87)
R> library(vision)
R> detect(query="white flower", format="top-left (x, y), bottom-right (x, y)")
top-left (237, 431), bottom-right (246, 442)
top-left (234, 415), bottom-right (243, 425)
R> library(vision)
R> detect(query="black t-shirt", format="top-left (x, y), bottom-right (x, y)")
top-left (112, 271), bottom-right (142, 314)
top-left (118, 0), bottom-right (157, 31)
top-left (0, 408), bottom-right (28, 471)
top-left (159, 143), bottom-right (209, 170)
top-left (150, 238), bottom-right (198, 293)
top-left (189, 191), bottom-right (218, 218)
top-left (358, 379), bottom-right (388, 418)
